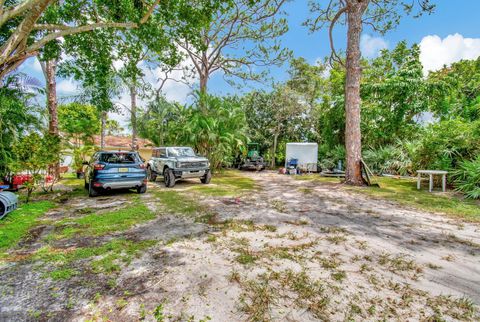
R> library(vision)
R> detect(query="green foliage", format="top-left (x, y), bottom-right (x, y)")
top-left (0, 75), bottom-right (40, 178)
top-left (12, 133), bottom-right (61, 202)
top-left (362, 42), bottom-right (427, 147)
top-left (413, 119), bottom-right (480, 171)
top-left (139, 93), bottom-right (247, 169)
top-left (452, 157), bottom-right (480, 199)
top-left (58, 103), bottom-right (100, 145)
top-left (428, 57), bottom-right (480, 121)
top-left (0, 201), bottom-right (55, 256)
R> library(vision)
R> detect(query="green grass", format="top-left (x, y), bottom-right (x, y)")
top-left (190, 170), bottom-right (257, 196)
top-left (153, 189), bottom-right (203, 215)
top-left (348, 177), bottom-right (480, 221)
top-left (0, 201), bottom-right (55, 255)
top-left (35, 238), bottom-right (156, 275)
top-left (53, 197), bottom-right (155, 239)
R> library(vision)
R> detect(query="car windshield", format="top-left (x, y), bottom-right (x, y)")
top-left (167, 147), bottom-right (196, 157)
top-left (99, 153), bottom-right (138, 164)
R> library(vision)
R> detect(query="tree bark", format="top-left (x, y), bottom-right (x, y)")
top-left (130, 85), bottom-right (138, 151)
top-left (41, 58), bottom-right (60, 182)
top-left (344, 1), bottom-right (368, 185)
top-left (100, 111), bottom-right (106, 149)
top-left (271, 132), bottom-right (279, 168)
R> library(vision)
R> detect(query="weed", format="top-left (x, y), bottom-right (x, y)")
top-left (326, 234), bottom-right (347, 245)
top-left (229, 269), bottom-right (241, 283)
top-left (239, 279), bottom-right (276, 321)
top-left (298, 187), bottom-right (313, 194)
top-left (331, 270), bottom-right (347, 282)
top-left (46, 268), bottom-right (78, 280)
top-left (271, 199), bottom-right (287, 213)
top-left (235, 248), bottom-right (257, 265)
top-left (206, 234), bottom-right (217, 243)
top-left (116, 298), bottom-right (128, 310)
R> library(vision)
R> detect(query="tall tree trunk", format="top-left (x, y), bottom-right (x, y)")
top-left (271, 132), bottom-right (279, 168)
top-left (41, 59), bottom-right (60, 182)
top-left (199, 73), bottom-right (208, 94)
top-left (344, 1), bottom-right (367, 185)
top-left (130, 85), bottom-right (137, 151)
top-left (100, 111), bottom-right (106, 149)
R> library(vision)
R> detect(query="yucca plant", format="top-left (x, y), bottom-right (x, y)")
top-left (452, 157), bottom-right (480, 199)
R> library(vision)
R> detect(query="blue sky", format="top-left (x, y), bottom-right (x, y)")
top-left (19, 0), bottom-right (480, 126)
top-left (208, 0), bottom-right (480, 95)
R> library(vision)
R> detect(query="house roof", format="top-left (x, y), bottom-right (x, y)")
top-left (92, 135), bottom-right (153, 149)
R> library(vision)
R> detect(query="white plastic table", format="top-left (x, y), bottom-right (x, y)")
top-left (417, 170), bottom-right (448, 192)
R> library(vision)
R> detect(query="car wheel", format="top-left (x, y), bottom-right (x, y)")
top-left (88, 180), bottom-right (99, 197)
top-left (164, 168), bottom-right (176, 188)
top-left (147, 166), bottom-right (157, 182)
top-left (201, 170), bottom-right (212, 184)
top-left (137, 184), bottom-right (147, 194)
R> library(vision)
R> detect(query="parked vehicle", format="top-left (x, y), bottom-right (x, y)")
top-left (238, 143), bottom-right (266, 171)
top-left (84, 151), bottom-right (147, 197)
top-left (147, 147), bottom-right (211, 188)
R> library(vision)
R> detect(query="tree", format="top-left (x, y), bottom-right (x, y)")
top-left (428, 57), bottom-right (480, 121)
top-left (178, 0), bottom-right (290, 94)
top-left (0, 74), bottom-right (40, 179)
top-left (361, 41), bottom-right (428, 147)
top-left (0, 0), bottom-right (161, 79)
top-left (305, 0), bottom-right (434, 185)
top-left (58, 103), bottom-right (100, 147)
top-left (242, 85), bottom-right (308, 167)
top-left (106, 120), bottom-right (124, 136)
top-left (12, 132), bottom-right (60, 202)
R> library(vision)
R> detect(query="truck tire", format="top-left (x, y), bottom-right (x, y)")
top-left (88, 181), bottom-right (99, 197)
top-left (147, 166), bottom-right (157, 182)
top-left (164, 168), bottom-right (176, 188)
top-left (201, 170), bottom-right (212, 184)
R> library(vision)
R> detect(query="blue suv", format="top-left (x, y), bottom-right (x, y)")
top-left (84, 151), bottom-right (147, 197)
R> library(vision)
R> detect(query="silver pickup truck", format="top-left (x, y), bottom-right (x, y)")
top-left (146, 146), bottom-right (211, 187)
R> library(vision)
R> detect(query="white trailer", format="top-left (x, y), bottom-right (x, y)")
top-left (285, 143), bottom-right (318, 172)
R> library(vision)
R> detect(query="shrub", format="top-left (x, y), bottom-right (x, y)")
top-left (452, 157), bottom-right (480, 199)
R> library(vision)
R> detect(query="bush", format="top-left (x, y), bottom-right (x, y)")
top-left (413, 119), bottom-right (480, 172)
top-left (363, 142), bottom-right (415, 176)
top-left (452, 157), bottom-right (480, 199)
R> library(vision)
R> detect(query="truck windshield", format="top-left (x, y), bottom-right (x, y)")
top-left (167, 147), bottom-right (196, 157)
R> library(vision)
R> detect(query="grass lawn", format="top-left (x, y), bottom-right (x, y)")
top-left (350, 177), bottom-right (480, 222)
top-left (0, 201), bottom-right (55, 256)
top-left (189, 170), bottom-right (257, 196)
top-left (295, 174), bottom-right (480, 222)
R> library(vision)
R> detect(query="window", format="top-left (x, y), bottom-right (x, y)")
top-left (99, 153), bottom-right (138, 164)
top-left (167, 147), bottom-right (195, 157)
top-left (159, 148), bottom-right (167, 158)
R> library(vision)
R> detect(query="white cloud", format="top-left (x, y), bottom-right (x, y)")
top-left (419, 33), bottom-right (480, 75)
top-left (57, 78), bottom-right (79, 94)
top-left (361, 34), bottom-right (388, 58)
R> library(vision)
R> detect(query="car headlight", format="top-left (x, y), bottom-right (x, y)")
top-left (176, 162), bottom-right (182, 168)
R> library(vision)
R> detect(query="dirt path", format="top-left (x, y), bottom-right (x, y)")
top-left (1, 171), bottom-right (479, 321)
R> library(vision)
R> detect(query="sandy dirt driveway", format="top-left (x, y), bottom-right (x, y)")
top-left (1, 171), bottom-right (479, 321)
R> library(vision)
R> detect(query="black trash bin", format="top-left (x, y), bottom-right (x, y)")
top-left (0, 191), bottom-right (18, 219)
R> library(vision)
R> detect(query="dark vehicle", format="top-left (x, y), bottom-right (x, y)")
top-left (84, 151), bottom-right (147, 197)
top-left (238, 143), bottom-right (266, 171)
